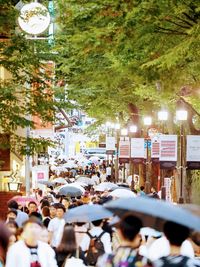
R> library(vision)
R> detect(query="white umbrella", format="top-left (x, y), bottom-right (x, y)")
top-left (59, 183), bottom-right (85, 194)
top-left (95, 182), bottom-right (118, 192)
top-left (109, 189), bottom-right (136, 198)
top-left (89, 156), bottom-right (101, 165)
top-left (52, 178), bottom-right (67, 184)
top-left (63, 162), bottom-right (78, 169)
top-left (76, 176), bottom-right (95, 186)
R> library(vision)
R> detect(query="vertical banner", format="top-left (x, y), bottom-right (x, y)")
top-left (186, 135), bottom-right (200, 169)
top-left (164, 177), bottom-right (171, 201)
top-left (106, 136), bottom-right (116, 154)
top-left (119, 138), bottom-right (130, 163)
top-left (159, 135), bottom-right (177, 169)
top-left (151, 136), bottom-right (160, 158)
top-left (32, 165), bottom-right (49, 189)
top-left (131, 138), bottom-right (145, 161)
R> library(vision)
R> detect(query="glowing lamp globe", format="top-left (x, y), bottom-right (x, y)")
top-left (18, 2), bottom-right (50, 35)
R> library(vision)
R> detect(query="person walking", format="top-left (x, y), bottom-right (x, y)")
top-left (48, 204), bottom-right (66, 248)
top-left (0, 223), bottom-right (10, 267)
top-left (7, 200), bottom-right (28, 227)
top-left (6, 217), bottom-right (58, 267)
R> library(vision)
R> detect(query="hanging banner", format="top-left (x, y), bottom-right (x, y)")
top-left (186, 135), bottom-right (200, 169)
top-left (151, 136), bottom-right (160, 158)
top-left (131, 138), bottom-right (145, 159)
top-left (164, 177), bottom-right (171, 202)
top-left (119, 138), bottom-right (130, 163)
top-left (106, 136), bottom-right (116, 155)
top-left (159, 135), bottom-right (177, 169)
top-left (32, 165), bottom-right (49, 189)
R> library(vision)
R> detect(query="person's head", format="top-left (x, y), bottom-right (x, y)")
top-left (42, 206), bottom-right (50, 218)
top-left (164, 221), bottom-right (190, 247)
top-left (55, 194), bottom-right (62, 203)
top-left (7, 209), bottom-right (17, 221)
top-left (57, 225), bottom-right (77, 253)
top-left (117, 213), bottom-right (143, 246)
top-left (40, 199), bottom-right (50, 210)
top-left (56, 203), bottom-right (66, 219)
top-left (38, 190), bottom-right (43, 197)
top-left (22, 218), bottom-right (43, 243)
top-left (7, 200), bottom-right (18, 210)
top-left (28, 201), bottom-right (38, 213)
top-left (62, 198), bottom-right (70, 209)
top-left (49, 204), bottom-right (57, 218)
top-left (39, 227), bottom-right (49, 243)
top-left (6, 221), bottom-right (19, 235)
top-left (0, 222), bottom-right (11, 264)
top-left (29, 211), bottom-right (42, 221)
top-left (140, 186), bottom-right (145, 191)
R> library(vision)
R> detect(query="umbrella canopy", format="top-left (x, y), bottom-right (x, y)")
top-left (76, 176), bottom-right (95, 186)
top-left (105, 197), bottom-right (200, 232)
top-left (58, 185), bottom-right (83, 197)
top-left (11, 196), bottom-right (39, 206)
top-left (64, 204), bottom-right (113, 223)
top-left (52, 178), bottom-right (67, 184)
top-left (117, 183), bottom-right (130, 189)
top-left (109, 189), bottom-right (136, 198)
top-left (89, 156), bottom-right (101, 165)
top-left (63, 162), bottom-right (78, 169)
top-left (38, 180), bottom-right (54, 187)
top-left (95, 182), bottom-right (118, 192)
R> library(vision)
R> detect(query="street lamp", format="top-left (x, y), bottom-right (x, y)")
top-left (121, 128), bottom-right (128, 136)
top-left (115, 123), bottom-right (120, 130)
top-left (176, 109), bottom-right (188, 204)
top-left (144, 116), bottom-right (152, 126)
top-left (129, 125), bottom-right (137, 133)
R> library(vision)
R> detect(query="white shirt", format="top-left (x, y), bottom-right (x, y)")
top-left (48, 217), bottom-right (65, 248)
top-left (6, 240), bottom-right (58, 267)
top-left (148, 236), bottom-right (194, 261)
top-left (16, 210), bottom-right (29, 227)
top-left (91, 175), bottom-right (100, 185)
top-left (106, 167), bottom-right (111, 176)
top-left (80, 226), bottom-right (112, 254)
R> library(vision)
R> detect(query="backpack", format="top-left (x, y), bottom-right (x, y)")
top-left (86, 231), bottom-right (106, 266)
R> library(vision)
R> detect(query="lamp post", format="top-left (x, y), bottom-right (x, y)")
top-left (121, 128), bottom-right (128, 183)
top-left (143, 116), bottom-right (152, 193)
top-left (115, 123), bottom-right (120, 183)
top-left (129, 125), bottom-right (138, 190)
top-left (158, 110), bottom-right (168, 195)
top-left (176, 110), bottom-right (188, 204)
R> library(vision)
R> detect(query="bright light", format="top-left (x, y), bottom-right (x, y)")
top-left (129, 125), bottom-right (137, 133)
top-left (144, 117), bottom-right (152, 126)
top-left (110, 123), bottom-right (115, 129)
top-left (176, 110), bottom-right (188, 121)
top-left (158, 111), bottom-right (168, 121)
top-left (121, 128), bottom-right (128, 136)
top-left (18, 2), bottom-right (50, 35)
top-left (106, 121), bottom-right (111, 127)
top-left (115, 123), bottom-right (120, 130)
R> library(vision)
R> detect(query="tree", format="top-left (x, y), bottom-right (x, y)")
top-left (0, 0), bottom-right (66, 154)
top-left (55, 0), bottom-right (200, 128)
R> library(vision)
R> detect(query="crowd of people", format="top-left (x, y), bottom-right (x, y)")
top-left (0, 163), bottom-right (200, 267)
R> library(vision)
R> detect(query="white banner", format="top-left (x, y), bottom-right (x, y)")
top-left (186, 135), bottom-right (200, 162)
top-left (159, 135), bottom-right (177, 162)
top-left (164, 177), bottom-right (171, 201)
top-left (32, 165), bottom-right (49, 189)
top-left (119, 139), bottom-right (130, 158)
top-left (151, 136), bottom-right (160, 158)
top-left (106, 136), bottom-right (116, 151)
top-left (131, 138), bottom-right (145, 158)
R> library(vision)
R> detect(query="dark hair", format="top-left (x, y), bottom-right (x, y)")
top-left (92, 219), bottom-right (103, 226)
top-left (68, 204), bottom-right (77, 209)
top-left (118, 213), bottom-right (142, 242)
top-left (57, 225), bottom-right (77, 254)
top-left (38, 190), bottom-right (43, 197)
top-left (7, 208), bottom-right (18, 217)
top-left (42, 206), bottom-right (50, 217)
top-left (28, 212), bottom-right (43, 221)
top-left (56, 203), bottom-right (66, 212)
top-left (140, 186), bottom-right (145, 191)
top-left (23, 217), bottom-right (43, 228)
top-left (41, 200), bottom-right (50, 210)
top-left (28, 201), bottom-right (37, 207)
top-left (7, 200), bottom-right (18, 210)
top-left (164, 221), bottom-right (190, 246)
top-left (0, 222), bottom-right (11, 264)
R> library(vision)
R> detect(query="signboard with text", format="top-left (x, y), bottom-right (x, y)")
top-left (186, 135), bottom-right (200, 169)
top-left (159, 135), bottom-right (177, 169)
top-left (131, 138), bottom-right (145, 159)
top-left (119, 138), bottom-right (130, 163)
